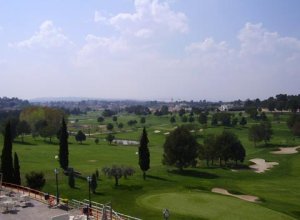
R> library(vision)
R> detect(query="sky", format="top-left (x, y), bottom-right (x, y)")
top-left (0, 0), bottom-right (300, 101)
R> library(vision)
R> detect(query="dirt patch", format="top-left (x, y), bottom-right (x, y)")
top-left (88, 160), bottom-right (97, 163)
top-left (212, 188), bottom-right (259, 202)
top-left (271, 146), bottom-right (300, 154)
top-left (249, 158), bottom-right (278, 173)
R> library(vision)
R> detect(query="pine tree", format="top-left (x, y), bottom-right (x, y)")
top-left (14, 152), bottom-right (21, 185)
top-left (59, 118), bottom-right (69, 170)
top-left (1, 122), bottom-right (14, 183)
top-left (138, 127), bottom-right (150, 180)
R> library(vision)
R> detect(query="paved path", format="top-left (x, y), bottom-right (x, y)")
top-left (0, 199), bottom-right (80, 220)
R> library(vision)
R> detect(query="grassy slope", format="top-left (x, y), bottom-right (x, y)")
top-left (1, 111), bottom-right (300, 219)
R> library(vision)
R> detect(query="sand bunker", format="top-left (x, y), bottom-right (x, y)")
top-left (154, 130), bottom-right (161, 133)
top-left (212, 188), bottom-right (259, 203)
top-left (88, 160), bottom-right (97, 162)
top-left (190, 130), bottom-right (195, 133)
top-left (271, 146), bottom-right (300, 154)
top-left (164, 132), bottom-right (170, 135)
top-left (249, 158), bottom-right (278, 173)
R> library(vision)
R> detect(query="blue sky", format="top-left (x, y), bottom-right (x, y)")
top-left (1, 0), bottom-right (300, 101)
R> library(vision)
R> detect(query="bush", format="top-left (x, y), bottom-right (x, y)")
top-left (25, 171), bottom-right (46, 190)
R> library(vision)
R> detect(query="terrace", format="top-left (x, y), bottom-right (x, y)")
top-left (0, 183), bottom-right (141, 220)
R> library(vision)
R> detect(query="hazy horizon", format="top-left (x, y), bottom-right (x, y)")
top-left (1, 0), bottom-right (300, 101)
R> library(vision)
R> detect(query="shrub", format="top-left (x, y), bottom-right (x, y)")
top-left (25, 171), bottom-right (46, 190)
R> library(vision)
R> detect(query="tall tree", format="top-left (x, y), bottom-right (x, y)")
top-left (91, 173), bottom-right (98, 193)
top-left (138, 127), bottom-right (150, 180)
top-left (17, 120), bottom-right (31, 143)
top-left (14, 152), bottom-right (21, 185)
top-left (162, 126), bottom-right (199, 171)
top-left (1, 122), bottom-right (14, 183)
top-left (59, 118), bottom-right (69, 170)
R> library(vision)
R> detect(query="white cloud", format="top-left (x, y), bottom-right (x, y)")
top-left (95, 0), bottom-right (188, 36)
top-left (94, 11), bottom-right (107, 22)
top-left (9, 20), bottom-right (72, 49)
top-left (134, 28), bottom-right (153, 38)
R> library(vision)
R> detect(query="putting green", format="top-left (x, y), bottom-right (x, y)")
top-left (137, 191), bottom-right (295, 220)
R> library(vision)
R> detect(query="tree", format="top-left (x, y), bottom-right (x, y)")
top-left (140, 117), bottom-right (146, 124)
top-left (181, 115), bottom-right (188, 123)
top-left (59, 118), bottom-right (69, 170)
top-left (239, 117), bottom-right (247, 127)
top-left (106, 123), bottom-right (114, 131)
top-left (14, 152), bottom-right (21, 185)
top-left (75, 130), bottom-right (86, 144)
top-left (260, 121), bottom-right (273, 144)
top-left (170, 116), bottom-right (176, 124)
top-left (231, 117), bottom-right (238, 127)
top-left (1, 122), bottom-right (14, 183)
top-left (102, 109), bottom-right (115, 117)
top-left (211, 114), bottom-right (218, 126)
top-left (287, 114), bottom-right (300, 136)
top-left (178, 109), bottom-right (185, 117)
top-left (248, 124), bottom-right (263, 147)
top-left (102, 165), bottom-right (123, 186)
top-left (91, 173), bottom-right (97, 193)
top-left (139, 127), bottom-right (150, 180)
top-left (25, 171), bottom-right (45, 190)
top-left (112, 116), bottom-right (118, 122)
top-left (199, 134), bottom-right (216, 166)
top-left (127, 120), bottom-right (137, 126)
top-left (162, 126), bottom-right (199, 170)
top-left (215, 131), bottom-right (245, 166)
top-left (68, 170), bottom-right (75, 188)
top-left (122, 166), bottom-right (135, 179)
top-left (188, 116), bottom-right (195, 123)
top-left (198, 113), bottom-right (207, 125)
top-left (95, 138), bottom-right (99, 144)
top-left (118, 122), bottom-right (124, 129)
top-left (106, 133), bottom-right (115, 144)
top-left (97, 116), bottom-right (104, 123)
top-left (17, 120), bottom-right (31, 142)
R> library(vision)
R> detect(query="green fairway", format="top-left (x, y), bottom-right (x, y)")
top-left (1, 111), bottom-right (300, 219)
top-left (137, 191), bottom-right (295, 220)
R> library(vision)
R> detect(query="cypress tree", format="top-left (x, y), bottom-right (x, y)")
top-left (14, 152), bottom-right (21, 185)
top-left (91, 173), bottom-right (97, 193)
top-left (138, 127), bottom-right (150, 180)
top-left (59, 118), bottom-right (69, 170)
top-left (1, 122), bottom-right (14, 183)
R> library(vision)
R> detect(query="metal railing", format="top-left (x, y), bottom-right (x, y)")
top-left (1, 182), bottom-right (141, 220)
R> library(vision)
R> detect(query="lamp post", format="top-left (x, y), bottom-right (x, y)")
top-left (87, 176), bottom-right (92, 207)
top-left (54, 168), bottom-right (59, 205)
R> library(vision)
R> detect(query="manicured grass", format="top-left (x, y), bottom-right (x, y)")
top-left (2, 111), bottom-right (300, 219)
top-left (137, 191), bottom-right (294, 220)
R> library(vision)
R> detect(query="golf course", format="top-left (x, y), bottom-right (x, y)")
top-left (1, 111), bottom-right (300, 219)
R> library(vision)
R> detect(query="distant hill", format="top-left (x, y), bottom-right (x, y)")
top-left (0, 97), bottom-right (30, 110)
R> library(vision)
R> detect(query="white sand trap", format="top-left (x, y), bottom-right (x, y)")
top-left (88, 160), bottom-right (97, 162)
top-left (154, 130), bottom-right (161, 133)
top-left (199, 129), bottom-right (203, 132)
top-left (164, 132), bottom-right (170, 135)
top-left (271, 146), bottom-right (300, 154)
top-left (249, 158), bottom-right (278, 173)
top-left (190, 130), bottom-right (195, 133)
top-left (212, 188), bottom-right (259, 203)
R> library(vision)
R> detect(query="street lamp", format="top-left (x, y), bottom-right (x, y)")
top-left (54, 168), bottom-right (59, 205)
top-left (87, 176), bottom-right (92, 207)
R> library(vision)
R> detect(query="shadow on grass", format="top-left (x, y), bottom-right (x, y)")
top-left (146, 175), bottom-right (173, 182)
top-left (14, 141), bottom-right (37, 146)
top-left (168, 169), bottom-right (218, 179)
top-left (291, 211), bottom-right (300, 218)
top-left (256, 143), bottom-right (290, 149)
top-left (92, 192), bottom-right (105, 196)
top-left (114, 184), bottom-right (143, 191)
